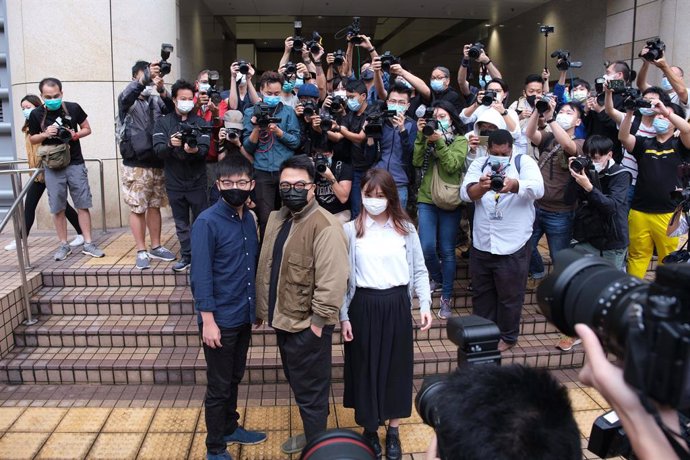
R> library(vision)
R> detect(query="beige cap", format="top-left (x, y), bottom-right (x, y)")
top-left (223, 110), bottom-right (244, 130)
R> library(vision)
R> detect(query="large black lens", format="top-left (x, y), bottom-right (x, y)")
top-left (536, 249), bottom-right (646, 358)
top-left (414, 374), bottom-right (447, 428)
top-left (300, 429), bottom-right (376, 460)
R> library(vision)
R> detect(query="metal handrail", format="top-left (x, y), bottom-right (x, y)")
top-left (0, 167), bottom-right (43, 326)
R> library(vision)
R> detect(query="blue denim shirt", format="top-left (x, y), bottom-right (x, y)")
top-left (242, 103), bottom-right (301, 172)
top-left (369, 118), bottom-right (417, 186)
top-left (191, 200), bottom-right (259, 329)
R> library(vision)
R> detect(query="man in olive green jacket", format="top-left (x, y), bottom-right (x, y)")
top-left (256, 155), bottom-right (349, 454)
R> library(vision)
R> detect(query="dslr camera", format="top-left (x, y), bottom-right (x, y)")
top-left (569, 156), bottom-right (592, 174)
top-left (379, 51), bottom-right (400, 73)
top-left (640, 37), bottom-right (665, 62)
top-left (177, 122), bottom-right (211, 149)
top-left (159, 43), bottom-right (174, 77)
top-left (284, 61), bottom-right (297, 76)
top-left (422, 106), bottom-right (438, 136)
top-left (468, 43), bottom-right (484, 60)
top-left (306, 31), bottom-right (322, 54)
top-left (489, 161), bottom-right (505, 192)
top-left (301, 101), bottom-right (317, 117)
top-left (207, 70), bottom-right (223, 105)
top-left (237, 60), bottom-right (250, 75)
top-left (333, 49), bottom-right (345, 67)
top-left (252, 102), bottom-right (282, 128)
top-left (319, 113), bottom-right (334, 132)
top-left (329, 95), bottom-right (346, 115)
top-left (292, 21), bottom-right (304, 52)
top-left (347, 16), bottom-right (363, 44)
top-left (623, 89), bottom-right (653, 112)
top-left (314, 153), bottom-right (329, 174)
top-left (223, 128), bottom-right (241, 141)
top-left (54, 125), bottom-right (73, 144)
top-left (481, 89), bottom-right (497, 106)
top-left (535, 94), bottom-right (553, 114)
top-left (551, 49), bottom-right (583, 71)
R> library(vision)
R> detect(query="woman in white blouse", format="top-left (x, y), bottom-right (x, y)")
top-left (340, 168), bottom-right (432, 459)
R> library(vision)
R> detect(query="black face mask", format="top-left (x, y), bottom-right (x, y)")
top-left (280, 188), bottom-right (309, 212)
top-left (220, 188), bottom-right (250, 207)
top-left (525, 95), bottom-right (537, 107)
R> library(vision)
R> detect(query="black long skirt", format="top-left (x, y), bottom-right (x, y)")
top-left (343, 285), bottom-right (413, 431)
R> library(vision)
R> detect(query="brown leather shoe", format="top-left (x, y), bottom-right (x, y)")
top-left (498, 339), bottom-right (516, 352)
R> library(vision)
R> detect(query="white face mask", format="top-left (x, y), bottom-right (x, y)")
top-left (571, 89), bottom-right (588, 102)
top-left (236, 74), bottom-right (247, 84)
top-left (177, 100), bottom-right (195, 114)
top-left (594, 158), bottom-right (611, 173)
top-left (334, 90), bottom-right (347, 98)
top-left (362, 197), bottom-right (388, 216)
top-left (556, 113), bottom-right (574, 131)
top-left (198, 82), bottom-right (211, 93)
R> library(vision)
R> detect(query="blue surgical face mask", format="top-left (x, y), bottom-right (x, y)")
top-left (437, 119), bottom-right (451, 131)
top-left (22, 108), bottom-right (34, 119)
top-left (653, 117), bottom-right (671, 134)
top-left (387, 103), bottom-right (406, 115)
top-left (44, 98), bottom-right (62, 111)
top-left (639, 107), bottom-right (656, 117)
top-left (430, 79), bottom-right (445, 92)
top-left (347, 98), bottom-right (362, 112)
top-left (661, 77), bottom-right (673, 92)
top-left (489, 155), bottom-right (510, 168)
top-left (479, 75), bottom-right (492, 89)
top-left (282, 81), bottom-right (295, 93)
top-left (295, 77), bottom-right (304, 87)
top-left (263, 94), bottom-right (281, 107)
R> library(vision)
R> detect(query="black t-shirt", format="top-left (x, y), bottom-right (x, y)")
top-left (405, 94), bottom-right (425, 120)
top-left (631, 135), bottom-right (690, 213)
top-left (28, 102), bottom-right (88, 165)
top-left (315, 160), bottom-right (353, 215)
top-left (336, 106), bottom-right (372, 169)
top-left (431, 87), bottom-right (464, 114)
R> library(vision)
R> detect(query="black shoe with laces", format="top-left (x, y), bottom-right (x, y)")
top-left (385, 433), bottom-right (401, 460)
top-left (172, 258), bottom-right (191, 272)
top-left (363, 431), bottom-right (382, 459)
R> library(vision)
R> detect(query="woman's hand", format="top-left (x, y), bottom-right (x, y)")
top-left (341, 320), bottom-right (354, 342)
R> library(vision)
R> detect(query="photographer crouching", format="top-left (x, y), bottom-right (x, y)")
top-left (153, 79), bottom-right (211, 272)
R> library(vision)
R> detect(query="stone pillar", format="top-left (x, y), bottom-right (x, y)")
top-left (6, 0), bottom-right (178, 232)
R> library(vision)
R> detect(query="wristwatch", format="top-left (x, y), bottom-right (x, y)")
top-left (547, 117), bottom-right (557, 124)
top-left (501, 110), bottom-right (508, 116)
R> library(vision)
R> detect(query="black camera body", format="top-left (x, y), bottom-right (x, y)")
top-left (348, 17), bottom-right (362, 44)
top-left (333, 49), bottom-right (345, 67)
top-left (237, 60), bottom-right (250, 75)
top-left (178, 122), bottom-right (211, 149)
top-left (314, 154), bottom-right (329, 174)
top-left (319, 113), bottom-right (334, 132)
top-left (489, 161), bottom-right (505, 192)
top-left (252, 103), bottom-right (282, 128)
top-left (468, 42), bottom-right (484, 60)
top-left (292, 20), bottom-right (304, 52)
top-left (537, 249), bottom-right (690, 409)
top-left (159, 43), bottom-right (174, 77)
top-left (207, 70), bottom-right (223, 105)
top-left (329, 96), bottom-right (346, 115)
top-left (302, 101), bottom-right (317, 117)
top-left (623, 92), bottom-right (652, 112)
top-left (535, 95), bottom-right (551, 114)
top-left (379, 51), bottom-right (400, 73)
top-left (364, 108), bottom-right (397, 139)
top-left (570, 156), bottom-right (592, 174)
top-left (551, 49), bottom-right (583, 71)
top-left (641, 37), bottom-right (666, 62)
top-left (481, 89), bottom-right (497, 106)
top-left (55, 126), bottom-right (73, 144)
top-left (284, 61), bottom-right (297, 76)
top-left (224, 128), bottom-right (241, 141)
top-left (422, 107), bottom-right (437, 136)
top-left (306, 31), bottom-right (322, 54)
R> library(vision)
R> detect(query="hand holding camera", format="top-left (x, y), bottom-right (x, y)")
top-left (170, 133), bottom-right (182, 148)
top-left (45, 125), bottom-right (59, 138)
top-left (468, 133), bottom-right (480, 150)
top-left (326, 53), bottom-right (335, 66)
top-left (284, 36), bottom-right (295, 53)
top-left (568, 157), bottom-right (594, 191)
top-left (391, 112), bottom-right (406, 131)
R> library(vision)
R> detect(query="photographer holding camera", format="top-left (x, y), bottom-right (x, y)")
top-left (294, 83), bottom-right (328, 157)
top-left (153, 79), bottom-right (211, 272)
top-left (526, 98), bottom-right (584, 285)
top-left (28, 77), bottom-right (105, 261)
top-left (242, 71), bottom-right (301, 236)
top-left (313, 148), bottom-right (353, 223)
top-left (428, 66), bottom-right (464, 113)
top-left (460, 78), bottom-right (519, 137)
top-left (636, 39), bottom-right (689, 117)
top-left (457, 43), bottom-right (503, 101)
top-left (117, 60), bottom-right (176, 270)
top-left (227, 60), bottom-right (261, 113)
top-left (460, 129), bottom-right (544, 350)
top-left (619, 99), bottom-right (690, 278)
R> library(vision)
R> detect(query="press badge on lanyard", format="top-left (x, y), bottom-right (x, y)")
top-left (490, 193), bottom-right (503, 220)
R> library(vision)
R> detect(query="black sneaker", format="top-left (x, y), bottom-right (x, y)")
top-left (172, 258), bottom-right (190, 272)
top-left (385, 433), bottom-right (402, 460)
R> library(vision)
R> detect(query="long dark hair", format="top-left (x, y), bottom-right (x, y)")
top-left (355, 168), bottom-right (410, 238)
top-left (432, 100), bottom-right (466, 135)
top-left (21, 94), bottom-right (42, 133)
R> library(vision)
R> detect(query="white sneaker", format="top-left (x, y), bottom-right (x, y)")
top-left (4, 240), bottom-right (16, 251)
top-left (69, 235), bottom-right (85, 247)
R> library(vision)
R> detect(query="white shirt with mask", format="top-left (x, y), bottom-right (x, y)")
top-left (460, 152), bottom-right (544, 255)
top-left (354, 216), bottom-right (410, 289)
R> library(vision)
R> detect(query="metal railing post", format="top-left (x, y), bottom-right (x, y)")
top-left (9, 173), bottom-right (36, 326)
top-left (10, 170), bottom-right (31, 269)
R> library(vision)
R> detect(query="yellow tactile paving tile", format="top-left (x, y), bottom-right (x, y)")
top-left (137, 432), bottom-right (193, 460)
top-left (55, 408), bottom-right (112, 433)
top-left (10, 407), bottom-right (68, 432)
top-left (240, 429), bottom-right (290, 460)
top-left (243, 406), bottom-right (290, 432)
top-left (573, 409), bottom-right (606, 437)
top-left (334, 405), bottom-right (357, 428)
top-left (582, 387), bottom-right (611, 410)
top-left (398, 423), bottom-right (435, 454)
top-left (0, 407), bottom-right (25, 431)
top-left (189, 432), bottom-right (240, 459)
top-left (86, 432), bottom-right (144, 460)
top-left (35, 432), bottom-right (97, 459)
top-left (101, 408), bottom-right (155, 433)
top-left (0, 432), bottom-right (50, 459)
top-left (148, 407), bottom-right (200, 433)
top-left (567, 388), bottom-right (602, 411)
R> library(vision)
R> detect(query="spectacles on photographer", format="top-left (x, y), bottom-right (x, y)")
top-left (279, 181), bottom-right (313, 192)
top-left (218, 179), bottom-right (252, 189)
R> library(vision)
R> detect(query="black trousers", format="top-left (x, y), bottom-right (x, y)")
top-left (24, 180), bottom-right (82, 237)
top-left (276, 325), bottom-right (334, 441)
top-left (203, 323), bottom-right (252, 454)
top-left (469, 244), bottom-right (530, 343)
top-left (167, 188), bottom-right (207, 259)
top-left (253, 170), bottom-right (281, 239)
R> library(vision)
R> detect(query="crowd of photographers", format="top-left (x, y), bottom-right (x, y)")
top-left (10, 20), bottom-right (690, 459)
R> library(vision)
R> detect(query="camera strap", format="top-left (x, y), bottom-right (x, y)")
top-left (40, 102), bottom-right (72, 131)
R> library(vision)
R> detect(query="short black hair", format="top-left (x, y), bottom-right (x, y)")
top-left (524, 74), bottom-right (542, 87)
top-left (488, 129), bottom-right (513, 148)
top-left (487, 77), bottom-right (508, 93)
top-left (171, 79), bottom-right (195, 98)
top-left (610, 61), bottom-right (632, 82)
top-left (280, 154), bottom-right (315, 182)
top-left (387, 83), bottom-right (412, 100)
top-left (132, 61), bottom-right (149, 79)
top-left (572, 78), bottom-right (591, 91)
top-left (558, 102), bottom-right (583, 119)
top-left (583, 135), bottom-right (614, 157)
top-left (259, 71), bottom-right (284, 89)
top-left (642, 86), bottom-right (673, 106)
top-left (39, 77), bottom-right (62, 93)
top-left (434, 365), bottom-right (581, 460)
top-left (346, 79), bottom-right (367, 95)
top-left (216, 153), bottom-right (254, 181)
top-left (431, 100), bottom-right (466, 135)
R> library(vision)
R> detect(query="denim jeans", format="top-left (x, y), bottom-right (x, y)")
top-left (417, 203), bottom-right (462, 299)
top-left (397, 186), bottom-right (408, 210)
top-left (528, 207), bottom-right (574, 276)
top-left (351, 170), bottom-right (364, 218)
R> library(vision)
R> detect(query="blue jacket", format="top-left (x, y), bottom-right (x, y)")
top-left (367, 117), bottom-right (417, 186)
top-left (242, 103), bottom-right (301, 172)
top-left (190, 200), bottom-right (259, 329)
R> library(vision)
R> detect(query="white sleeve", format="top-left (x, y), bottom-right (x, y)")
top-left (515, 155), bottom-right (544, 201)
top-left (460, 157), bottom-right (485, 202)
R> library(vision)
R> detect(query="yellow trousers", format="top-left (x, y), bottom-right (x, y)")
top-left (627, 209), bottom-right (679, 279)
